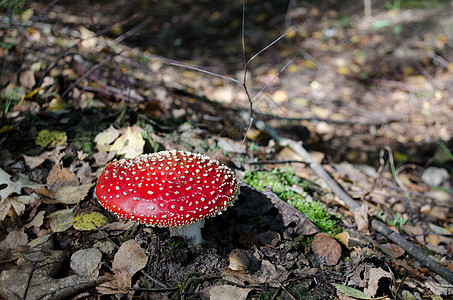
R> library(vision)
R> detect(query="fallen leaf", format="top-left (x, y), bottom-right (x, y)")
top-left (429, 223), bottom-right (452, 236)
top-left (209, 284), bottom-right (251, 300)
top-left (379, 243), bottom-right (405, 258)
top-left (46, 164), bottom-right (79, 192)
top-left (110, 125), bottom-right (144, 159)
top-left (93, 150), bottom-right (117, 167)
top-left (35, 129), bottom-right (67, 148)
top-left (334, 284), bottom-right (372, 299)
top-left (0, 228), bottom-right (28, 253)
top-left (19, 69), bottom-right (36, 89)
top-left (49, 208), bottom-right (75, 233)
top-left (429, 206), bottom-right (447, 220)
top-left (97, 240), bottom-right (147, 294)
top-left (23, 154), bottom-right (46, 169)
top-left (25, 210), bottom-right (46, 228)
top-left (426, 234), bottom-right (441, 246)
top-left (55, 183), bottom-right (92, 205)
top-left (0, 168), bottom-right (43, 203)
top-left (312, 233), bottom-right (342, 266)
top-left (94, 125), bottom-right (120, 152)
top-left (70, 248), bottom-right (103, 277)
top-left (73, 212), bottom-right (107, 231)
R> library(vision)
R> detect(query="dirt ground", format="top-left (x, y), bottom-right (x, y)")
top-left (1, 0), bottom-right (453, 299)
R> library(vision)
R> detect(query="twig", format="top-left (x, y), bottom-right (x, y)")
top-left (111, 17), bottom-right (152, 45)
top-left (371, 220), bottom-right (453, 285)
top-left (81, 85), bottom-right (145, 102)
top-left (252, 111), bottom-right (401, 126)
top-left (61, 57), bottom-right (109, 98)
top-left (279, 283), bottom-right (297, 300)
top-left (241, 111), bottom-right (361, 211)
top-left (249, 159), bottom-right (308, 165)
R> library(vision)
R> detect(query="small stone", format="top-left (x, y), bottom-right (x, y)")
top-left (420, 204), bottom-right (431, 214)
top-left (421, 167), bottom-right (449, 186)
top-left (429, 206), bottom-right (447, 220)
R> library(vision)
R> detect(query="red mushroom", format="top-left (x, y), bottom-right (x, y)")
top-left (95, 150), bottom-right (239, 245)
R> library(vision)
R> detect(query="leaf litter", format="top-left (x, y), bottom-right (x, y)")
top-left (1, 0), bottom-right (453, 299)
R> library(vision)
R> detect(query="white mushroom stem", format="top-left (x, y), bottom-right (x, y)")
top-left (169, 220), bottom-right (205, 245)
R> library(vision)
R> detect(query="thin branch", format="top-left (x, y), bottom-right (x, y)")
top-left (245, 27), bottom-right (297, 68)
top-left (169, 62), bottom-right (242, 84)
top-left (252, 57), bottom-right (295, 102)
top-left (111, 16), bottom-right (152, 45)
top-left (371, 220), bottom-right (453, 285)
top-left (61, 57), bottom-right (109, 98)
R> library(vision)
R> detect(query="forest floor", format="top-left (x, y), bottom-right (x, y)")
top-left (1, 0), bottom-right (453, 299)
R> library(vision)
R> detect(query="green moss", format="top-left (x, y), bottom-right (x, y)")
top-left (243, 167), bottom-right (340, 235)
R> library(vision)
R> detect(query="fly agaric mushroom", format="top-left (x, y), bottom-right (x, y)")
top-left (95, 150), bottom-right (239, 245)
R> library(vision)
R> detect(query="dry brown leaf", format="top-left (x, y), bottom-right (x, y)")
top-left (112, 239), bottom-right (148, 275)
top-left (70, 248), bottom-right (103, 277)
top-left (93, 150), bottom-right (117, 167)
top-left (55, 184), bottom-right (92, 205)
top-left (312, 232), bottom-right (342, 266)
top-left (426, 234), bottom-right (441, 246)
top-left (47, 164), bottom-right (79, 192)
top-left (19, 69), bottom-right (35, 89)
top-left (379, 243), bottom-right (405, 258)
top-left (23, 154), bottom-right (46, 169)
top-left (0, 228), bottom-right (28, 252)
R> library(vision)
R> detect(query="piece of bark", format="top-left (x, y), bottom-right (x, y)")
top-left (236, 183), bottom-right (318, 236)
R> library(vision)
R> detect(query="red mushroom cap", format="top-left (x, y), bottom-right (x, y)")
top-left (95, 150), bottom-right (239, 227)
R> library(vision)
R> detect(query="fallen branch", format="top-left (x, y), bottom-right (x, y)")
top-left (371, 220), bottom-right (453, 285)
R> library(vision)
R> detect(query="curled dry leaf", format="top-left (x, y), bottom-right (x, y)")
top-left (312, 233), bottom-right (342, 266)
